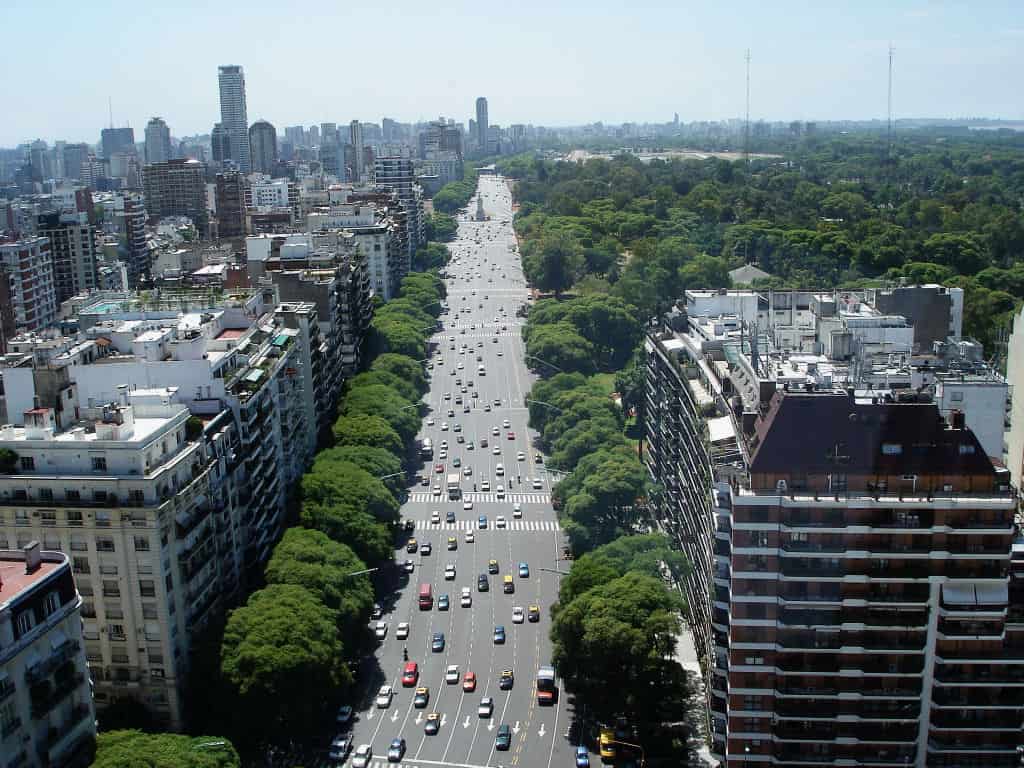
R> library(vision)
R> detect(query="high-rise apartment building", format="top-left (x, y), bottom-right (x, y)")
top-left (248, 120), bottom-right (278, 175)
top-left (109, 192), bottom-right (151, 287)
top-left (373, 156), bottom-right (425, 256)
top-left (37, 211), bottom-right (100, 303)
top-left (144, 117), bottom-right (172, 165)
top-left (643, 288), bottom-right (1022, 767)
top-left (100, 127), bottom-right (135, 159)
top-left (475, 97), bottom-right (489, 154)
top-left (0, 236), bottom-right (57, 333)
top-left (349, 121), bottom-right (364, 183)
top-left (61, 144), bottom-right (90, 182)
top-left (0, 543), bottom-right (96, 768)
top-left (210, 123), bottom-right (231, 167)
top-left (213, 171), bottom-right (246, 239)
top-left (142, 159), bottom-right (208, 234)
top-left (217, 66), bottom-right (251, 173)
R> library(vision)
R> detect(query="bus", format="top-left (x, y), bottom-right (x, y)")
top-left (418, 583), bottom-right (433, 610)
top-left (536, 665), bottom-right (557, 705)
top-left (447, 473), bottom-right (462, 500)
top-left (420, 438), bottom-right (433, 460)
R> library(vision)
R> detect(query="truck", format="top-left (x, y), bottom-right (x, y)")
top-left (420, 437), bottom-right (433, 460)
top-left (536, 665), bottom-right (557, 705)
top-left (446, 473), bottom-right (462, 500)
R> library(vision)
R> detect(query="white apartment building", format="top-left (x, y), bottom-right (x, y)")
top-left (0, 544), bottom-right (95, 768)
top-left (305, 204), bottom-right (397, 299)
top-left (0, 237), bottom-right (58, 334)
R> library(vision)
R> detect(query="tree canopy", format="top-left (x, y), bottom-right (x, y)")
top-left (92, 731), bottom-right (240, 768)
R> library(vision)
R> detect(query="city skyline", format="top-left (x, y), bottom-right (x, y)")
top-left (2, 0), bottom-right (1022, 146)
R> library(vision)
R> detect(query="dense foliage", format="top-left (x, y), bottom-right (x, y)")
top-left (92, 730), bottom-right (240, 768)
top-left (509, 133), bottom-right (1024, 350)
top-left (431, 164), bottom-right (480, 213)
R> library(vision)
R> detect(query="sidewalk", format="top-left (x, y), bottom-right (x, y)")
top-left (673, 611), bottom-right (718, 768)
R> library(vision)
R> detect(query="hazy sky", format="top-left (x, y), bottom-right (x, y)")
top-left (3, 0), bottom-right (1022, 146)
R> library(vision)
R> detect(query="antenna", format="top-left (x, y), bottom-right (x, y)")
top-left (886, 44), bottom-right (894, 159)
top-left (744, 49), bottom-right (751, 164)
top-left (108, 96), bottom-right (114, 129)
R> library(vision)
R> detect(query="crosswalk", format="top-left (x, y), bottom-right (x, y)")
top-left (408, 492), bottom-right (550, 504)
top-left (411, 519), bottom-right (561, 532)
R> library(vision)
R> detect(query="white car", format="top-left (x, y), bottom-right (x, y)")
top-left (532, 478), bottom-right (542, 489)
top-left (492, 427), bottom-right (500, 436)
top-left (512, 606), bottom-right (525, 624)
top-left (513, 503), bottom-right (522, 518)
top-left (495, 463), bottom-right (505, 476)
top-left (431, 510), bottom-right (441, 524)
top-left (461, 587), bottom-right (472, 607)
top-left (481, 480), bottom-right (491, 492)
top-left (478, 697), bottom-right (494, 718)
top-left (438, 450), bottom-right (448, 460)
top-left (496, 516), bottom-right (507, 528)
top-left (441, 422), bottom-right (449, 431)
top-left (432, 484), bottom-right (442, 495)
top-left (352, 745), bottom-right (372, 768)
top-left (465, 530), bottom-right (475, 543)
top-left (396, 622), bottom-right (410, 639)
top-left (463, 500), bottom-right (474, 510)
top-left (492, 446), bottom-right (501, 455)
top-left (374, 621), bottom-right (388, 639)
top-left (502, 419), bottom-right (510, 428)
top-left (427, 417), bottom-right (435, 426)
top-left (376, 685), bottom-right (394, 708)
top-left (445, 563), bottom-right (457, 580)
top-left (496, 485), bottom-right (505, 498)
top-left (445, 665), bottom-right (460, 684)
top-left (517, 451), bottom-right (526, 461)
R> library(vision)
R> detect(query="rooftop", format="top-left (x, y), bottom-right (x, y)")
top-left (0, 550), bottom-right (64, 608)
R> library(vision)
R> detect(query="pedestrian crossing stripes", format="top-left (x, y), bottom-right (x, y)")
top-left (411, 519), bottom-right (561, 531)
top-left (408, 492), bottom-right (549, 504)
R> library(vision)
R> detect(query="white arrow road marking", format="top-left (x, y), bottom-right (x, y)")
top-left (415, 712), bottom-right (423, 725)
top-left (513, 721), bottom-right (520, 734)
top-left (367, 709), bottom-right (375, 720)
top-left (463, 716), bottom-right (472, 729)
top-left (487, 721), bottom-right (495, 731)
top-left (538, 724), bottom-right (546, 738)
top-left (391, 709), bottom-right (400, 722)
top-left (441, 714), bottom-right (447, 727)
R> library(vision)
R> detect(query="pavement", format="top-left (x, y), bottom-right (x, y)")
top-left (338, 175), bottom-right (583, 768)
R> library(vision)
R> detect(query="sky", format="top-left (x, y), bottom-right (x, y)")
top-left (2, 0), bottom-right (1022, 146)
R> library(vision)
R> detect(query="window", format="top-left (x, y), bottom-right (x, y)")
top-left (96, 538), bottom-right (115, 552)
top-left (80, 602), bottom-right (96, 618)
top-left (102, 580), bottom-right (120, 597)
top-left (959, 444), bottom-right (976, 455)
top-left (91, 456), bottom-right (107, 471)
top-left (108, 624), bottom-right (126, 641)
top-left (99, 564), bottom-right (117, 575)
top-left (69, 539), bottom-right (87, 551)
top-left (44, 591), bottom-right (60, 616)
top-left (129, 490), bottom-right (144, 506)
top-left (14, 510), bottom-right (28, 525)
top-left (95, 511), bottom-right (111, 527)
top-left (882, 443), bottom-right (903, 455)
top-left (134, 536), bottom-right (150, 552)
top-left (951, 392), bottom-right (964, 402)
top-left (142, 603), bottom-right (158, 620)
top-left (104, 605), bottom-right (124, 620)
top-left (38, 488), bottom-right (53, 502)
top-left (0, 701), bottom-right (18, 732)
top-left (65, 489), bottom-right (80, 502)
top-left (139, 580), bottom-right (156, 598)
top-left (19, 456), bottom-right (34, 471)
top-left (67, 510), bottom-right (83, 526)
top-left (40, 511), bottom-right (56, 526)
top-left (93, 490), bottom-right (107, 503)
top-left (15, 611), bottom-right (34, 636)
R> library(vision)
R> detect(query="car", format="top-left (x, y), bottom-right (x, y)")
top-left (374, 621), bottom-right (388, 639)
top-left (446, 510), bottom-right (456, 523)
top-left (403, 559), bottom-right (415, 573)
top-left (519, 562), bottom-right (530, 578)
top-left (413, 686), bottom-right (430, 708)
top-left (532, 478), bottom-right (543, 489)
top-left (426, 417), bottom-right (435, 426)
top-left (499, 669), bottom-right (514, 690)
top-left (406, 539), bottom-right (418, 554)
top-left (465, 530), bottom-right (475, 543)
top-left (507, 431), bottom-right (515, 440)
top-left (336, 704), bottom-right (354, 726)
top-left (457, 434), bottom-right (465, 443)
top-left (424, 712), bottom-right (441, 735)
top-left (478, 696), bottom-right (494, 717)
top-left (512, 606), bottom-right (525, 624)
top-left (433, 482), bottom-right (442, 495)
top-left (431, 510), bottom-right (441, 523)
top-left (453, 423), bottom-right (462, 432)
top-left (420, 475), bottom-right (430, 486)
top-left (467, 441), bottom-right (475, 450)
top-left (438, 449), bottom-right (447, 460)
top-left (492, 446), bottom-right (501, 455)
top-left (480, 437), bottom-right (489, 448)
top-left (445, 563), bottom-right (456, 580)
top-left (495, 463), bottom-right (505, 476)
top-left (478, 515), bottom-right (488, 529)
top-left (329, 733), bottom-right (352, 762)
top-left (447, 536), bottom-right (458, 551)
top-left (502, 418), bottom-right (511, 428)
top-left (402, 662), bottom-right (419, 687)
top-left (420, 542), bottom-right (432, 556)
top-left (528, 605), bottom-right (541, 622)
top-left (438, 594), bottom-right (450, 610)
top-left (478, 574), bottom-right (489, 592)
top-left (576, 745), bottom-right (591, 767)
top-left (494, 625), bottom-right (506, 644)
top-left (441, 422), bottom-right (449, 431)
top-left (371, 604), bottom-right (383, 620)
top-left (492, 426), bottom-right (500, 436)
top-left (396, 621), bottom-right (409, 639)
top-left (488, 559), bottom-right (499, 574)
top-left (484, 404), bottom-right (491, 412)
top-left (432, 632), bottom-right (445, 652)
top-left (376, 685), bottom-right (393, 708)
top-left (352, 744), bottom-right (372, 768)
top-left (517, 451), bottom-right (526, 461)
top-left (445, 664), bottom-right (460, 684)
top-left (447, 408), bottom-right (455, 417)
top-left (496, 515), bottom-right (507, 528)
top-left (495, 724), bottom-right (512, 750)
top-left (463, 671), bottom-right (477, 692)
top-left (463, 499), bottom-right (474, 511)
top-left (535, 453), bottom-right (544, 464)
top-left (463, 465), bottom-right (472, 476)
top-left (494, 399), bottom-right (502, 406)
top-left (387, 738), bottom-right (406, 762)
top-left (513, 502), bottom-right (522, 518)
top-left (461, 587), bottom-right (472, 607)
top-left (481, 479), bottom-right (491, 492)
top-left (443, 392), bottom-right (451, 400)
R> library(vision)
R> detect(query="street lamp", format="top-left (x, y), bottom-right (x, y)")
top-left (377, 471), bottom-right (406, 481)
top-left (343, 568), bottom-right (378, 578)
top-left (539, 566), bottom-right (571, 577)
top-left (525, 398), bottom-right (564, 414)
top-left (525, 355), bottom-right (564, 373)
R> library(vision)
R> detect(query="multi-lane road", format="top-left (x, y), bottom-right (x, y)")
top-left (341, 175), bottom-right (582, 768)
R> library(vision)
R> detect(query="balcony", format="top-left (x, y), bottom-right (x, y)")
top-left (25, 639), bottom-right (82, 684)
top-left (31, 671), bottom-right (85, 718)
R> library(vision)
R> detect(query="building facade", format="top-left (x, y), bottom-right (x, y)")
top-left (475, 97), bottom-right (488, 154)
top-left (217, 66), bottom-right (251, 173)
top-left (212, 172), bottom-right (245, 240)
top-left (248, 120), bottom-right (277, 176)
top-left (143, 118), bottom-right (172, 166)
top-left (37, 212), bottom-right (100, 304)
top-left (142, 160), bottom-right (208, 235)
top-left (0, 237), bottom-right (57, 333)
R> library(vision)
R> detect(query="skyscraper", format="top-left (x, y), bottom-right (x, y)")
top-left (211, 123), bottom-right (231, 166)
top-left (217, 65), bottom-right (251, 173)
top-left (249, 120), bottom-right (278, 175)
top-left (142, 159), bottom-right (208, 234)
top-left (349, 120), bottom-right (364, 183)
top-left (475, 97), bottom-right (489, 154)
top-left (144, 117), bottom-right (172, 165)
top-left (100, 126), bottom-right (135, 158)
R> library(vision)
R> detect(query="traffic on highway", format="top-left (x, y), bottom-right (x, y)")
top-left (335, 175), bottom-right (585, 768)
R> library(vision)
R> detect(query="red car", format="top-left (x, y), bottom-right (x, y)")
top-left (462, 671), bottom-right (477, 692)
top-left (507, 432), bottom-right (515, 440)
top-left (434, 463), bottom-right (445, 474)
top-left (402, 662), bottom-right (419, 687)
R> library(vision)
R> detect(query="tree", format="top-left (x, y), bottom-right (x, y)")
top-left (415, 242), bottom-right (450, 270)
top-left (921, 232), bottom-right (989, 275)
top-left (371, 353), bottom-right (427, 395)
top-left (348, 369), bottom-right (420, 404)
top-left (300, 501), bottom-right (392, 564)
top-left (93, 730), bottom-right (240, 768)
top-left (316, 444), bottom-right (404, 498)
top-left (527, 231), bottom-right (585, 296)
top-left (370, 318), bottom-right (427, 360)
top-left (264, 528), bottom-right (374, 649)
top-left (562, 295), bottom-right (642, 369)
top-left (426, 212), bottom-right (458, 242)
top-left (221, 585), bottom-right (349, 739)
top-left (301, 461), bottom-right (400, 523)
top-left (341, 383), bottom-right (420, 443)
top-left (559, 533), bottom-right (689, 606)
top-left (331, 414), bottom-right (403, 457)
top-left (525, 322), bottom-right (595, 376)
top-left (678, 254), bottom-right (732, 292)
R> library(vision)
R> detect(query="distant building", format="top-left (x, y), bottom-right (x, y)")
top-left (727, 263), bottom-right (770, 284)
top-left (210, 123), bottom-right (231, 166)
top-left (212, 171), bottom-right (246, 239)
top-left (60, 143), bottom-right (90, 181)
top-left (217, 65), bottom-right (251, 172)
top-left (349, 121), bottom-right (364, 183)
top-left (248, 120), bottom-right (278, 175)
top-left (142, 159), bottom-right (208, 235)
top-left (100, 127), bottom-right (135, 159)
top-left (37, 211), bottom-right (100, 303)
top-left (0, 236), bottom-right (57, 333)
top-left (0, 543), bottom-right (96, 768)
top-left (143, 117), bottom-right (172, 165)
top-left (475, 97), bottom-right (488, 154)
